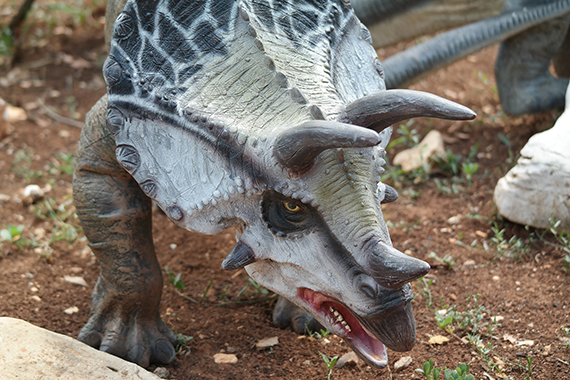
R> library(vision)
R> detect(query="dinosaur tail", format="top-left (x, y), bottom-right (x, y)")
top-left (351, 0), bottom-right (436, 25)
top-left (382, 0), bottom-right (570, 89)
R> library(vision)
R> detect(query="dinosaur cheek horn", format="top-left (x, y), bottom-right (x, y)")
top-left (366, 241), bottom-right (431, 288)
top-left (341, 89), bottom-right (476, 132)
top-left (273, 120), bottom-right (382, 172)
top-left (222, 241), bottom-right (256, 271)
top-left (381, 184), bottom-right (398, 204)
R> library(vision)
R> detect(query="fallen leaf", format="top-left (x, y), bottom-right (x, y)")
top-left (255, 336), bottom-right (279, 349)
top-left (428, 335), bottom-right (450, 345)
top-left (335, 352), bottom-right (359, 368)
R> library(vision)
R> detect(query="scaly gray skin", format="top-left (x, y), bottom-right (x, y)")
top-left (353, 0), bottom-right (570, 115)
top-left (74, 0), bottom-right (475, 369)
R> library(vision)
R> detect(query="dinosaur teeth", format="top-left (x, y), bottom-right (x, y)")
top-left (328, 306), bottom-right (352, 334)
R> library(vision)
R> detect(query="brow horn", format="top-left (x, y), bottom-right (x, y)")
top-left (341, 89), bottom-right (476, 132)
top-left (273, 120), bottom-right (382, 172)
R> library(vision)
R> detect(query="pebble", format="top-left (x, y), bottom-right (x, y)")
top-left (335, 352), bottom-right (359, 368)
top-left (463, 259), bottom-right (476, 266)
top-left (393, 356), bottom-right (413, 371)
top-left (63, 276), bottom-right (88, 287)
top-left (0, 193), bottom-right (10, 202)
top-left (31, 296), bottom-right (41, 302)
top-left (213, 353), bottom-right (238, 364)
top-left (447, 215), bottom-right (461, 225)
top-left (23, 184), bottom-right (44, 201)
top-left (63, 306), bottom-right (79, 315)
top-left (153, 367), bottom-right (170, 378)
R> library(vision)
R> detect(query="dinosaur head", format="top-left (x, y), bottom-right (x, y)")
top-left (104, 0), bottom-right (475, 368)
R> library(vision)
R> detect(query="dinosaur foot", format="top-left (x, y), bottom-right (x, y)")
top-left (78, 303), bottom-right (177, 367)
top-left (272, 296), bottom-right (324, 335)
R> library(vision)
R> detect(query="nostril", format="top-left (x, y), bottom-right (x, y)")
top-left (359, 277), bottom-right (378, 299)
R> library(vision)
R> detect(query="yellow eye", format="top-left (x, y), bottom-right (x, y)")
top-left (283, 202), bottom-right (301, 212)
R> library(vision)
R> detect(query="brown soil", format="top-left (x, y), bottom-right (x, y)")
top-left (1, 5), bottom-right (569, 380)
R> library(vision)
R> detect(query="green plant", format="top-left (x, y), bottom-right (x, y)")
top-left (435, 295), bottom-right (492, 336)
top-left (0, 224), bottom-right (25, 251)
top-left (0, 26), bottom-right (13, 57)
top-left (564, 254), bottom-right (570, 274)
top-left (523, 357), bottom-right (534, 380)
top-left (309, 328), bottom-right (331, 340)
top-left (461, 162), bottom-right (479, 186)
top-left (319, 352), bottom-right (338, 380)
top-left (48, 153), bottom-right (75, 176)
top-left (490, 222), bottom-right (530, 259)
top-left (562, 327), bottom-right (570, 348)
top-left (416, 276), bottom-right (434, 309)
top-left (443, 363), bottom-right (474, 380)
top-left (33, 197), bottom-right (80, 245)
top-left (415, 359), bottom-right (441, 380)
top-left (174, 333), bottom-right (192, 352)
top-left (165, 266), bottom-right (185, 290)
top-left (12, 148), bottom-right (43, 182)
top-left (237, 276), bottom-right (270, 300)
top-left (388, 120), bottom-right (420, 149)
top-left (429, 252), bottom-right (456, 269)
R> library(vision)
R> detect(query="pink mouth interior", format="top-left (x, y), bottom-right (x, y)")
top-left (298, 288), bottom-right (388, 368)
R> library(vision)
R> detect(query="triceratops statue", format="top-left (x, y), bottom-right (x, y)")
top-left (73, 0), bottom-right (475, 369)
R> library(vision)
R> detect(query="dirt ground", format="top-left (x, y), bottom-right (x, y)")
top-left (0, 2), bottom-right (569, 380)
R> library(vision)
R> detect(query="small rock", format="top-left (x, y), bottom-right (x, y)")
top-left (503, 334), bottom-right (518, 344)
top-left (255, 336), bottom-right (279, 349)
top-left (22, 184), bottom-right (44, 203)
top-left (302, 360), bottom-right (313, 366)
top-left (542, 344), bottom-right (552, 356)
top-left (491, 316), bottom-right (504, 323)
top-left (153, 367), bottom-right (170, 378)
top-left (3, 104), bottom-right (27, 122)
top-left (169, 243), bottom-right (177, 250)
top-left (393, 356), bottom-right (413, 371)
top-left (213, 353), bottom-right (238, 364)
top-left (492, 276), bottom-right (500, 281)
top-left (449, 293), bottom-right (457, 301)
top-left (0, 193), bottom-right (10, 202)
top-left (393, 130), bottom-right (446, 172)
top-left (63, 276), bottom-right (88, 287)
top-left (463, 259), bottom-right (476, 266)
top-left (516, 340), bottom-right (534, 347)
top-left (447, 215), bottom-right (461, 225)
top-left (428, 335), bottom-right (450, 345)
top-left (31, 296), bottom-right (42, 302)
top-left (335, 352), bottom-right (359, 368)
top-left (63, 306), bottom-right (79, 315)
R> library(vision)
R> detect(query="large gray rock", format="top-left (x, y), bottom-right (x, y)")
top-left (494, 84), bottom-right (570, 229)
top-left (0, 317), bottom-right (161, 379)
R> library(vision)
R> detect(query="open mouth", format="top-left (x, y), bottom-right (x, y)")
top-left (298, 287), bottom-right (416, 368)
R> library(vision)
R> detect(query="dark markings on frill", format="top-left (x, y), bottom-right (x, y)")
top-left (252, 1), bottom-right (275, 31)
top-left (141, 37), bottom-right (174, 83)
top-left (210, 0), bottom-right (234, 31)
top-left (158, 13), bottom-right (196, 62)
top-left (168, 0), bottom-right (206, 27)
top-left (291, 10), bottom-right (319, 34)
top-left (193, 21), bottom-right (227, 55)
top-left (135, 0), bottom-right (159, 33)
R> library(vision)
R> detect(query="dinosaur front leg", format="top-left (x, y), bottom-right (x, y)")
top-left (272, 296), bottom-right (324, 335)
top-left (73, 96), bottom-right (177, 367)
top-left (496, 1), bottom-right (570, 115)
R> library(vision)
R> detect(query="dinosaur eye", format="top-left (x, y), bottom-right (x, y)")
top-left (283, 202), bottom-right (301, 212)
top-left (262, 191), bottom-right (318, 236)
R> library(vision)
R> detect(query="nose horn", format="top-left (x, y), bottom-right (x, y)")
top-left (367, 241), bottom-right (430, 288)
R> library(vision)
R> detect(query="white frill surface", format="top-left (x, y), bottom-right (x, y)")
top-left (494, 84), bottom-right (570, 229)
top-left (0, 317), bottom-right (160, 380)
